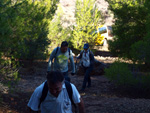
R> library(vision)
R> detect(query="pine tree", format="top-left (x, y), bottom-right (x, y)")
top-left (0, 0), bottom-right (59, 62)
top-left (0, 0), bottom-right (59, 78)
top-left (48, 5), bottom-right (72, 52)
top-left (107, 0), bottom-right (150, 65)
top-left (71, 0), bottom-right (103, 49)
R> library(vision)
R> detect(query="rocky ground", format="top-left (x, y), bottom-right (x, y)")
top-left (1, 50), bottom-right (150, 113)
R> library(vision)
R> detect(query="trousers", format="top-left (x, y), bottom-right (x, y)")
top-left (82, 66), bottom-right (93, 89)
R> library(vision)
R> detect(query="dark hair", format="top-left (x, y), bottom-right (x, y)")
top-left (47, 71), bottom-right (64, 84)
top-left (61, 41), bottom-right (68, 47)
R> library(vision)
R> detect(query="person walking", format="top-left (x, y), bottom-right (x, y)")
top-left (76, 43), bottom-right (94, 91)
top-left (27, 71), bottom-right (86, 113)
top-left (47, 41), bottom-right (75, 82)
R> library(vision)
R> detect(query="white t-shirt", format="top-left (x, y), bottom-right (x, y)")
top-left (27, 82), bottom-right (81, 113)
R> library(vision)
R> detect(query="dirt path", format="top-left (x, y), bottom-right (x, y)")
top-left (1, 50), bottom-right (150, 113)
top-left (1, 67), bottom-right (150, 113)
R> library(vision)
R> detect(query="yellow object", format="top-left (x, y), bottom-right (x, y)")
top-left (95, 25), bottom-right (108, 45)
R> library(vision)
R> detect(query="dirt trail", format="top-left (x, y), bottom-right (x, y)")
top-left (1, 50), bottom-right (150, 113)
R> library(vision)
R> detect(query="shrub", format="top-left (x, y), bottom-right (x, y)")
top-left (105, 61), bottom-right (133, 85)
top-left (71, 0), bottom-right (103, 50)
top-left (107, 0), bottom-right (150, 66)
top-left (105, 61), bottom-right (150, 92)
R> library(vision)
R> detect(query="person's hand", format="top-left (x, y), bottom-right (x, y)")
top-left (71, 72), bottom-right (75, 76)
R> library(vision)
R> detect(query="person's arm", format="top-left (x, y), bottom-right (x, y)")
top-left (69, 50), bottom-right (75, 74)
top-left (78, 98), bottom-right (86, 113)
top-left (47, 48), bottom-right (57, 72)
top-left (90, 51), bottom-right (95, 66)
top-left (27, 83), bottom-right (44, 113)
top-left (76, 50), bottom-right (83, 59)
top-left (71, 84), bottom-right (86, 113)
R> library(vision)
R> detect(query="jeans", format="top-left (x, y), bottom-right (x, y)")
top-left (62, 71), bottom-right (70, 82)
top-left (82, 66), bottom-right (93, 89)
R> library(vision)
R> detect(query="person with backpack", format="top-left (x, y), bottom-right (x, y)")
top-left (47, 41), bottom-right (75, 82)
top-left (27, 71), bottom-right (86, 113)
top-left (76, 43), bottom-right (94, 91)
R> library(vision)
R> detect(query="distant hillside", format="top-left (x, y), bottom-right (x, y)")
top-left (58, 0), bottom-right (114, 27)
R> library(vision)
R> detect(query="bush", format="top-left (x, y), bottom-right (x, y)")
top-left (105, 61), bottom-right (150, 92)
top-left (107, 0), bottom-right (150, 66)
top-left (71, 0), bottom-right (103, 50)
top-left (105, 61), bottom-right (132, 85)
top-left (0, 0), bottom-right (58, 91)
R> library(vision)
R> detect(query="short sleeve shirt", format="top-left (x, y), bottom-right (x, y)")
top-left (27, 82), bottom-right (81, 113)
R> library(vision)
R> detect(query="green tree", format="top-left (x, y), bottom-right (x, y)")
top-left (0, 0), bottom-right (58, 62)
top-left (0, 0), bottom-right (58, 78)
top-left (15, 0), bottom-right (58, 61)
top-left (0, 0), bottom-right (22, 82)
top-left (71, 0), bottom-right (103, 49)
top-left (130, 0), bottom-right (150, 66)
top-left (107, 0), bottom-right (150, 65)
top-left (48, 5), bottom-right (72, 52)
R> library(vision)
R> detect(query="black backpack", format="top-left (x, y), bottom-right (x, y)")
top-left (80, 49), bottom-right (93, 59)
top-left (38, 80), bottom-right (77, 113)
top-left (55, 47), bottom-right (71, 56)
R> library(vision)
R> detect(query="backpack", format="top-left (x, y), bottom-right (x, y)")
top-left (55, 47), bottom-right (71, 56)
top-left (80, 49), bottom-right (94, 65)
top-left (80, 49), bottom-right (93, 59)
top-left (38, 80), bottom-right (77, 113)
top-left (75, 49), bottom-right (94, 72)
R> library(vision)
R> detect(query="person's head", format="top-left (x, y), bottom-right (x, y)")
top-left (46, 71), bottom-right (64, 97)
top-left (60, 41), bottom-right (68, 53)
top-left (83, 43), bottom-right (89, 52)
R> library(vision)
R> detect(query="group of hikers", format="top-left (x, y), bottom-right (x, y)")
top-left (27, 41), bottom-right (95, 113)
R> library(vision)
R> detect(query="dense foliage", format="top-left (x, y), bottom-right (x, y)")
top-left (48, 5), bottom-right (72, 52)
top-left (106, 0), bottom-right (150, 65)
top-left (0, 0), bottom-right (58, 78)
top-left (71, 0), bottom-right (103, 49)
top-left (105, 61), bottom-right (150, 92)
top-left (104, 0), bottom-right (150, 92)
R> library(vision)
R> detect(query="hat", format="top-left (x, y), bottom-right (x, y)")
top-left (83, 43), bottom-right (89, 49)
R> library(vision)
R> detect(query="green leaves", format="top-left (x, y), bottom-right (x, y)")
top-left (105, 61), bottom-right (150, 92)
top-left (71, 0), bottom-right (103, 50)
top-left (105, 61), bottom-right (133, 85)
top-left (0, 0), bottom-right (59, 81)
top-left (47, 5), bottom-right (72, 51)
top-left (107, 0), bottom-right (150, 65)
top-left (1, 0), bottom-right (59, 61)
